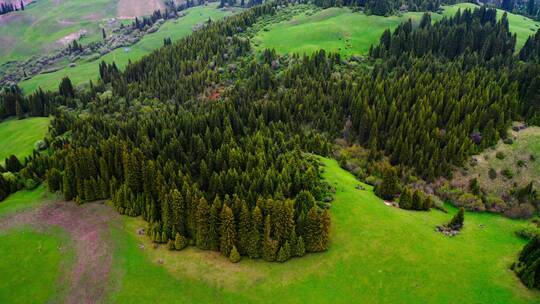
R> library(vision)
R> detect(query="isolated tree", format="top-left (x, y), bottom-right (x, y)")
top-left (102, 28), bottom-right (106, 39)
top-left (448, 208), bottom-right (465, 230)
top-left (59, 77), bottom-right (74, 98)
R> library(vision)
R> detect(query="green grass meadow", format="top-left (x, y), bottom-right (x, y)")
top-left (105, 157), bottom-right (540, 303)
top-left (0, 117), bottom-right (51, 163)
top-left (0, 0), bottom-right (118, 65)
top-left (253, 3), bottom-right (540, 57)
top-left (19, 4), bottom-right (235, 93)
top-left (0, 158), bottom-right (538, 302)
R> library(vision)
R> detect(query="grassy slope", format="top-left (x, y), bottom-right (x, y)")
top-left (0, 0), bottom-right (118, 65)
top-left (453, 126), bottom-right (540, 199)
top-left (253, 3), bottom-right (540, 57)
top-left (0, 117), bottom-right (50, 162)
top-left (0, 185), bottom-right (48, 218)
top-left (0, 186), bottom-right (70, 304)
top-left (0, 229), bottom-right (69, 304)
top-left (19, 4), bottom-right (234, 93)
top-left (108, 157), bottom-right (539, 303)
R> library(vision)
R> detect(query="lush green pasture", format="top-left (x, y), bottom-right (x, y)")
top-left (19, 4), bottom-right (235, 93)
top-left (107, 157), bottom-right (539, 303)
top-left (0, 186), bottom-right (70, 304)
top-left (0, 185), bottom-right (48, 218)
top-left (0, 0), bottom-right (118, 65)
top-left (253, 6), bottom-right (428, 57)
top-left (253, 3), bottom-right (540, 57)
top-left (0, 117), bottom-right (50, 163)
top-left (0, 228), bottom-right (70, 304)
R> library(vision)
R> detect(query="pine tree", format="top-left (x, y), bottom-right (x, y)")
top-left (237, 200), bottom-right (251, 255)
top-left (375, 167), bottom-right (400, 200)
top-left (295, 236), bottom-right (306, 257)
top-left (448, 207), bottom-right (465, 230)
top-left (196, 197), bottom-right (211, 249)
top-left (399, 188), bottom-right (412, 210)
top-left (229, 245), bottom-right (241, 263)
top-left (248, 205), bottom-right (262, 258)
top-left (209, 197), bottom-right (221, 251)
top-left (263, 214), bottom-right (278, 261)
top-left (411, 189), bottom-right (423, 210)
top-left (220, 205), bottom-right (236, 257)
top-left (277, 241), bottom-right (291, 262)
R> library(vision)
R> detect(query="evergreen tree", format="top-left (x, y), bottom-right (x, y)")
top-left (375, 167), bottom-right (400, 200)
top-left (447, 207), bottom-right (465, 230)
top-left (277, 241), bottom-right (291, 262)
top-left (196, 197), bottom-right (211, 249)
top-left (220, 205), bottom-right (236, 257)
top-left (229, 245), bottom-right (241, 263)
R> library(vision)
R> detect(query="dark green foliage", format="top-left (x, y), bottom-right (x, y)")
top-left (514, 237), bottom-right (540, 289)
top-left (489, 168), bottom-right (498, 179)
top-left (469, 178), bottom-right (481, 195)
top-left (313, 0), bottom-right (442, 15)
top-left (5, 155), bottom-right (23, 172)
top-left (220, 205), bottom-right (236, 257)
top-left (448, 207), bottom-right (465, 230)
top-left (371, 7), bottom-right (516, 61)
top-left (375, 167), bottom-right (399, 200)
top-left (277, 241), bottom-right (291, 262)
top-left (59, 77), bottom-right (75, 98)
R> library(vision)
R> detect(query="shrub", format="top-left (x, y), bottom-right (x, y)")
top-left (515, 227), bottom-right (540, 240)
top-left (484, 195), bottom-right (507, 212)
top-left (23, 178), bottom-right (38, 190)
top-left (496, 151), bottom-right (506, 159)
top-left (501, 168), bottom-right (514, 179)
top-left (505, 203), bottom-right (535, 219)
top-left (503, 138), bottom-right (514, 145)
top-left (174, 233), bottom-right (188, 250)
top-left (455, 193), bottom-right (485, 211)
top-left (229, 246), bottom-right (241, 263)
top-left (488, 168), bottom-right (497, 179)
top-left (517, 160), bottom-right (526, 167)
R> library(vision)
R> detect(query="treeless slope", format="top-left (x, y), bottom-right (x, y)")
top-left (117, 0), bottom-right (165, 19)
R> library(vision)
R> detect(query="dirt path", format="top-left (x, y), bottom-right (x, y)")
top-left (0, 200), bottom-right (120, 304)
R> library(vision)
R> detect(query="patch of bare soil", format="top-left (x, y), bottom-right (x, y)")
top-left (0, 200), bottom-right (120, 304)
top-left (117, 0), bottom-right (165, 19)
top-left (56, 29), bottom-right (88, 46)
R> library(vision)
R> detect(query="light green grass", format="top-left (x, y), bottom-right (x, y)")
top-left (0, 0), bottom-right (118, 65)
top-left (108, 157), bottom-right (539, 303)
top-left (19, 4), bottom-right (235, 93)
top-left (0, 228), bottom-right (70, 304)
top-left (253, 4), bottom-right (540, 57)
top-left (253, 6), bottom-right (429, 57)
top-left (0, 117), bottom-right (50, 163)
top-left (0, 185), bottom-right (49, 218)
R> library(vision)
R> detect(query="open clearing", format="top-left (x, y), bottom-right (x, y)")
top-left (19, 3), bottom-right (236, 93)
top-left (253, 3), bottom-right (540, 57)
top-left (0, 0), bottom-right (118, 65)
top-left (117, 0), bottom-right (165, 19)
top-left (0, 158), bottom-right (538, 302)
top-left (0, 117), bottom-right (50, 163)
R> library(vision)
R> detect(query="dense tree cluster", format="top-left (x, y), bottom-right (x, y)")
top-left (370, 7), bottom-right (516, 61)
top-left (520, 29), bottom-right (540, 62)
top-left (514, 236), bottom-right (540, 289)
top-left (312, 0), bottom-right (447, 15)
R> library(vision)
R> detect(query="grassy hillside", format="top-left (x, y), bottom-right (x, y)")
top-left (19, 4), bottom-right (236, 93)
top-left (0, 228), bottom-right (71, 304)
top-left (107, 157), bottom-right (539, 303)
top-left (0, 158), bottom-right (538, 302)
top-left (253, 3), bottom-right (540, 57)
top-left (0, 117), bottom-right (50, 163)
top-left (452, 126), bottom-right (540, 201)
top-left (0, 0), bottom-right (118, 65)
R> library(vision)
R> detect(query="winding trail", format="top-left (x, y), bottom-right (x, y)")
top-left (0, 200), bottom-right (119, 304)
